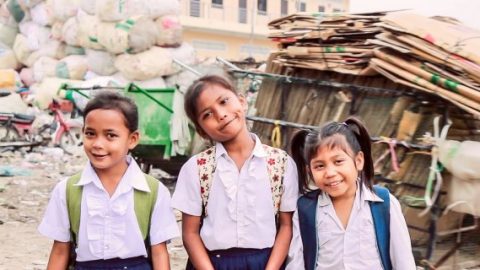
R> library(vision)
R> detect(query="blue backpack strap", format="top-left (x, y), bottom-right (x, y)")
top-left (297, 190), bottom-right (320, 270)
top-left (370, 185), bottom-right (392, 270)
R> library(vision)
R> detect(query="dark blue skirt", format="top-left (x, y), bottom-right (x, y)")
top-left (75, 256), bottom-right (151, 270)
top-left (186, 247), bottom-right (282, 270)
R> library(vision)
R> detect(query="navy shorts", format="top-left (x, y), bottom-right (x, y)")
top-left (75, 256), bottom-right (151, 270)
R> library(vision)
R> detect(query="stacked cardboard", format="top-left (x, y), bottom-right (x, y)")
top-left (267, 12), bottom-right (386, 75)
top-left (369, 12), bottom-right (480, 118)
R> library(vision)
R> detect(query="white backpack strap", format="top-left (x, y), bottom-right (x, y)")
top-left (263, 144), bottom-right (288, 216)
top-left (197, 146), bottom-right (216, 217)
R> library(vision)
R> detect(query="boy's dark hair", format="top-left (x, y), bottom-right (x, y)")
top-left (83, 91), bottom-right (138, 133)
top-left (184, 74), bottom-right (237, 137)
top-left (290, 116), bottom-right (374, 194)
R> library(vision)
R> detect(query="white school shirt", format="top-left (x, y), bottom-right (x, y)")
top-left (286, 183), bottom-right (416, 270)
top-left (171, 133), bottom-right (299, 251)
top-left (38, 156), bottom-right (179, 262)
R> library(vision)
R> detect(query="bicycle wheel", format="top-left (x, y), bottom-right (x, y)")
top-left (59, 127), bottom-right (82, 155)
top-left (0, 126), bottom-right (19, 142)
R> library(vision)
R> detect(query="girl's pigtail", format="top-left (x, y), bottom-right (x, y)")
top-left (344, 117), bottom-right (374, 190)
top-left (290, 129), bottom-right (310, 194)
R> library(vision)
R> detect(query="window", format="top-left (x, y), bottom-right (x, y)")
top-left (281, 0), bottom-right (288, 16)
top-left (239, 0), bottom-right (247, 23)
top-left (300, 2), bottom-right (306, 12)
top-left (318, 5), bottom-right (325, 12)
top-left (190, 0), bottom-right (200, 17)
top-left (212, 0), bottom-right (222, 8)
top-left (258, 0), bottom-right (267, 15)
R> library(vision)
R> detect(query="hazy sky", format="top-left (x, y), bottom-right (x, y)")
top-left (349, 0), bottom-right (478, 30)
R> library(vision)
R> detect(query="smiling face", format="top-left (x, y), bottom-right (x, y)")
top-left (309, 138), bottom-right (364, 200)
top-left (195, 83), bottom-right (248, 143)
top-left (83, 109), bottom-right (139, 174)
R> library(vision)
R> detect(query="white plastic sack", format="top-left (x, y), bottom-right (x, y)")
top-left (86, 49), bottom-right (117, 75)
top-left (146, 0), bottom-right (180, 18)
top-left (0, 21), bottom-right (17, 46)
top-left (97, 16), bottom-right (157, 54)
top-left (166, 42), bottom-right (196, 74)
top-left (14, 34), bottom-right (65, 66)
top-left (62, 17), bottom-right (79, 46)
top-left (95, 0), bottom-right (129, 22)
top-left (50, 21), bottom-right (63, 40)
top-left (18, 21), bottom-right (50, 50)
top-left (64, 45), bottom-right (85, 56)
top-left (0, 92), bottom-right (28, 113)
top-left (112, 72), bottom-right (166, 88)
top-left (438, 139), bottom-right (480, 181)
top-left (19, 67), bottom-right (35, 86)
top-left (76, 10), bottom-right (103, 50)
top-left (30, 77), bottom-right (82, 109)
top-left (33, 56), bottom-right (58, 82)
top-left (55, 54), bottom-right (88, 80)
top-left (17, 0), bottom-right (42, 8)
top-left (30, 1), bottom-right (54, 26)
top-left (114, 46), bottom-right (173, 80)
top-left (51, 0), bottom-right (80, 22)
top-left (80, 0), bottom-right (95, 15)
top-left (0, 43), bottom-right (19, 69)
top-left (155, 15), bottom-right (182, 47)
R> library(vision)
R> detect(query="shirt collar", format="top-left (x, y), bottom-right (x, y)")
top-left (214, 133), bottom-right (266, 159)
top-left (75, 156), bottom-right (150, 193)
top-left (316, 181), bottom-right (383, 207)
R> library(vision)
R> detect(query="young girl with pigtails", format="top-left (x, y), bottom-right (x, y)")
top-left (286, 117), bottom-right (416, 270)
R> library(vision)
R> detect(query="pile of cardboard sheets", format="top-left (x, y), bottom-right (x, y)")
top-left (369, 12), bottom-right (480, 117)
top-left (268, 11), bottom-right (480, 117)
top-left (267, 12), bottom-right (385, 75)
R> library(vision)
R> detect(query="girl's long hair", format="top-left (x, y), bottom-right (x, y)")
top-left (290, 116), bottom-right (374, 194)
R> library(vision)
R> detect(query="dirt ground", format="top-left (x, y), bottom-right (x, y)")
top-left (0, 148), bottom-right (187, 270)
top-left (0, 147), bottom-right (479, 270)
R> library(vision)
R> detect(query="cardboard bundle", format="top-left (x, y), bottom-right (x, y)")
top-left (267, 12), bottom-right (385, 75)
top-left (370, 12), bottom-right (480, 118)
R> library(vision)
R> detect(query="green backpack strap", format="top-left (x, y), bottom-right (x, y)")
top-left (66, 173), bottom-right (83, 244)
top-left (135, 174), bottom-right (159, 240)
top-left (66, 173), bottom-right (159, 243)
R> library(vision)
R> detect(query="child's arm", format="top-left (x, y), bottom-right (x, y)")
top-left (389, 195), bottom-right (416, 269)
top-left (265, 211), bottom-right (293, 270)
top-left (46, 240), bottom-right (70, 270)
top-left (151, 242), bottom-right (170, 270)
top-left (285, 210), bottom-right (305, 270)
top-left (182, 213), bottom-right (214, 270)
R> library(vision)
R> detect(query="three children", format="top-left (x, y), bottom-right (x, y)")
top-left (39, 75), bottom-right (415, 270)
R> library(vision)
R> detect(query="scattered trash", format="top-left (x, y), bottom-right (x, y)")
top-left (0, 166), bottom-right (32, 177)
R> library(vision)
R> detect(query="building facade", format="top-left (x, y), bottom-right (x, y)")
top-left (180, 0), bottom-right (350, 61)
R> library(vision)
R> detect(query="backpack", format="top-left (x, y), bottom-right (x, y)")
top-left (65, 173), bottom-right (159, 266)
top-left (297, 185), bottom-right (392, 270)
top-left (196, 144), bottom-right (288, 217)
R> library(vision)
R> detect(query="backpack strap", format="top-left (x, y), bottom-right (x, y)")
top-left (297, 190), bottom-right (320, 270)
top-left (135, 174), bottom-right (159, 240)
top-left (263, 144), bottom-right (288, 215)
top-left (66, 173), bottom-right (82, 244)
top-left (370, 185), bottom-right (392, 270)
top-left (66, 173), bottom-right (159, 243)
top-left (197, 146), bottom-right (216, 217)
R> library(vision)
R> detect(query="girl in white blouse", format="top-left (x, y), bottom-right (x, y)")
top-left (172, 75), bottom-right (298, 270)
top-left (287, 117), bottom-right (416, 270)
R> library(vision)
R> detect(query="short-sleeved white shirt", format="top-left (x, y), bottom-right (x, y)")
top-left (171, 133), bottom-right (298, 251)
top-left (38, 157), bottom-right (179, 262)
top-left (286, 183), bottom-right (416, 270)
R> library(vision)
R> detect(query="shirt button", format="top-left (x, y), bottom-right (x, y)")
top-left (216, 254), bottom-right (221, 258)
top-left (104, 245), bottom-right (109, 249)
